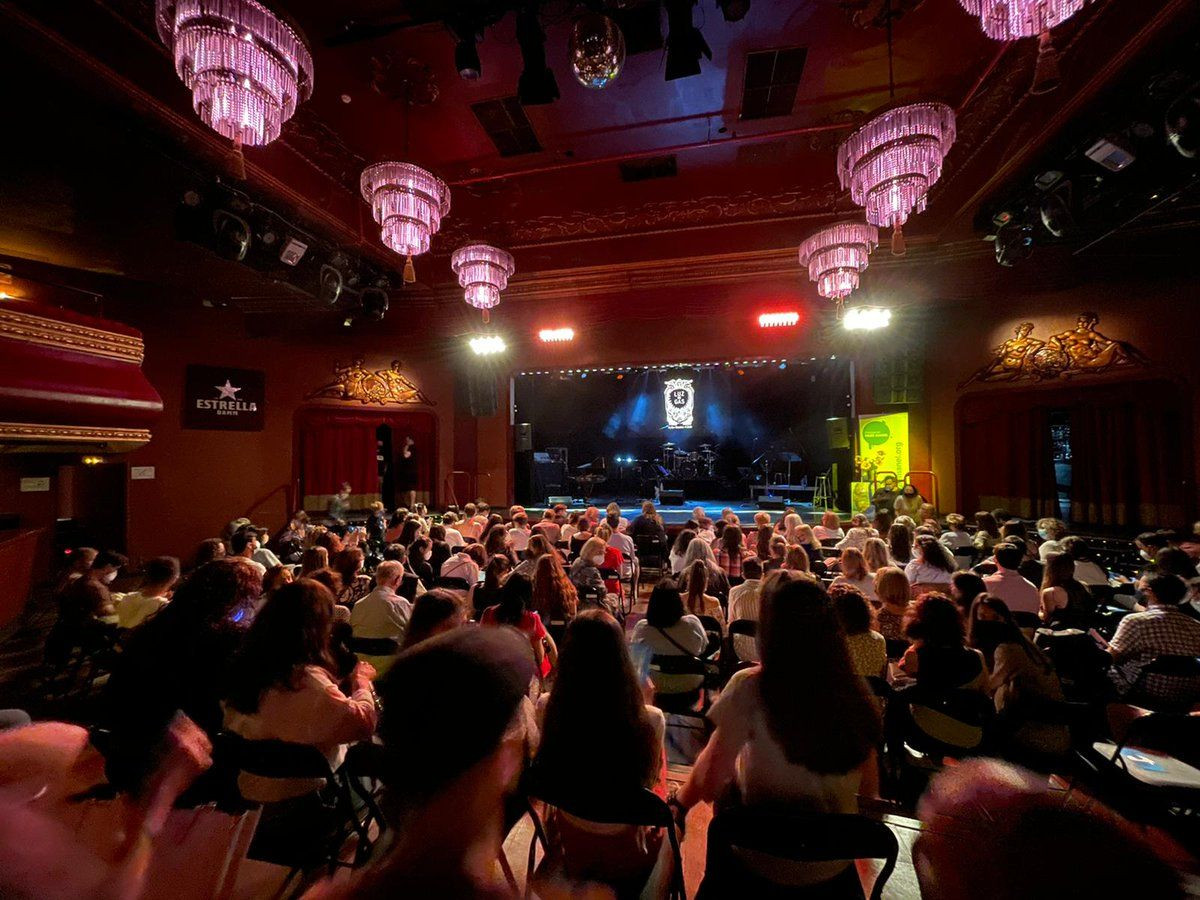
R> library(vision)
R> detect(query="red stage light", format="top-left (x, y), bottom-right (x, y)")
top-left (538, 327), bottom-right (575, 342)
top-left (758, 311), bottom-right (800, 328)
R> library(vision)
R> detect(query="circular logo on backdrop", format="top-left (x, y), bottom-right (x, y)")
top-left (862, 420), bottom-right (891, 448)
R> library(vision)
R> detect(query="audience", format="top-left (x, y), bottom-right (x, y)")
top-left (682, 559), bottom-right (726, 630)
top-left (399, 589), bottom-right (466, 651)
top-left (875, 567), bottom-right (913, 649)
top-left (480, 573), bottom-right (557, 681)
top-left (862, 536), bottom-right (892, 573)
top-left (831, 584), bottom-right (888, 679)
top-left (230, 529), bottom-right (266, 577)
top-left (349, 560), bottom-right (411, 671)
top-left (831, 546), bottom-right (876, 600)
top-left (727, 557), bottom-right (764, 662)
top-left (813, 509), bottom-right (844, 542)
top-left (888, 522), bottom-right (915, 567)
top-left (531, 551), bottom-right (578, 626)
top-left (629, 500), bottom-right (668, 544)
top-left (939, 513), bottom-right (973, 551)
top-left (1038, 551), bottom-right (1094, 626)
top-left (835, 514), bottom-right (876, 551)
top-left (631, 581), bottom-right (707, 695)
top-left (906, 535), bottom-right (956, 589)
top-left (1061, 535), bottom-right (1110, 586)
top-left (470, 554), bottom-right (512, 619)
top-left (949, 570), bottom-right (987, 616)
top-left (898, 593), bottom-right (987, 693)
top-left (973, 511), bottom-right (1001, 552)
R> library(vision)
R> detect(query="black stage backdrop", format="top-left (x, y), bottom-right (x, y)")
top-left (514, 360), bottom-right (852, 501)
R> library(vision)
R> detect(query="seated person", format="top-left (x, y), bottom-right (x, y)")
top-left (531, 509), bottom-right (562, 545)
top-left (224, 579), bottom-right (377, 803)
top-left (834, 514), bottom-right (876, 552)
top-left (939, 514), bottom-right (974, 552)
top-left (567, 536), bottom-right (613, 610)
top-left (894, 483), bottom-right (925, 520)
top-left (812, 510), bottom-right (844, 542)
top-left (906, 536), bottom-right (956, 590)
top-left (531, 611), bottom-right (670, 896)
top-left (480, 575), bottom-right (557, 681)
top-left (714, 526), bottom-right (751, 579)
top-left (1036, 518), bottom-right (1069, 560)
top-left (531, 553), bottom-right (578, 628)
top-left (727, 558), bottom-right (765, 662)
top-left (1099, 573), bottom-right (1200, 710)
top-left (513, 534), bottom-right (555, 580)
top-left (469, 554), bottom-right (512, 620)
top-left (629, 500), bottom-right (668, 544)
top-left (53, 550), bottom-right (126, 638)
top-left (399, 589), bottom-right (467, 651)
top-left (671, 578), bottom-right (881, 894)
top-left (898, 593), bottom-right (987, 693)
top-left (830, 584), bottom-right (887, 679)
top-left (631, 581), bottom-right (707, 695)
top-left (349, 560), bottom-right (411, 673)
top-left (116, 556), bottom-right (179, 629)
top-left (1038, 552), bottom-right (1094, 627)
top-left (982, 542), bottom-right (1040, 617)
top-left (831, 547), bottom-right (876, 601)
top-left (507, 514), bottom-right (532, 554)
top-left (1060, 535), bottom-right (1110, 586)
top-left (682, 560), bottom-right (726, 634)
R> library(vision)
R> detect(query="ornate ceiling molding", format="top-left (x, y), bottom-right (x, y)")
top-left (0, 306), bottom-right (144, 363)
top-left (0, 422), bottom-right (152, 449)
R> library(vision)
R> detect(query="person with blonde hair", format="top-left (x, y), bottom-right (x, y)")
top-left (813, 510), bottom-right (844, 542)
top-left (1036, 517), bottom-right (1068, 560)
top-left (783, 544), bottom-right (812, 574)
top-left (747, 511), bottom-right (772, 549)
top-left (874, 567), bottom-right (912, 649)
top-left (832, 547), bottom-right (876, 601)
top-left (683, 559), bottom-right (726, 630)
top-left (863, 537), bottom-right (892, 573)
top-left (939, 513), bottom-right (973, 551)
top-left (835, 514), bottom-right (877, 552)
top-left (782, 513), bottom-right (803, 545)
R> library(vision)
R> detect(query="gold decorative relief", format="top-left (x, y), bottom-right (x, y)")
top-left (962, 313), bottom-right (1148, 387)
top-left (0, 308), bottom-right (145, 363)
top-left (0, 422), bottom-right (152, 445)
top-left (306, 358), bottom-right (433, 406)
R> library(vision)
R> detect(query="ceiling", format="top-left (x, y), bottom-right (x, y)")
top-left (1, 0), bottom-right (1198, 329)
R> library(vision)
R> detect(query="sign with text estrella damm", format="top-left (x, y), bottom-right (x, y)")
top-left (183, 365), bottom-right (265, 431)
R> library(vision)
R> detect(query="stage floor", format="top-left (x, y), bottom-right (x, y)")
top-left (537, 498), bottom-right (840, 525)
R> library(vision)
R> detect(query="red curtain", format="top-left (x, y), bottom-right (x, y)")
top-left (959, 400), bottom-right (1059, 519)
top-left (299, 416), bottom-right (380, 511)
top-left (387, 412), bottom-right (438, 506)
top-left (1070, 395), bottom-right (1188, 529)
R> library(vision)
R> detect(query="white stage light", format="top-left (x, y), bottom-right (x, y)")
top-left (843, 307), bottom-right (892, 331)
top-left (469, 335), bottom-right (506, 355)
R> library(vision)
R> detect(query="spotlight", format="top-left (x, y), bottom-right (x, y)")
top-left (538, 327), bottom-right (575, 342)
top-left (318, 264), bottom-right (344, 305)
top-left (664, 0), bottom-right (711, 82)
top-left (454, 34), bottom-right (481, 80)
top-left (716, 0), bottom-right (750, 22)
top-left (360, 287), bottom-right (389, 322)
top-left (757, 311), bottom-right (799, 328)
top-left (211, 209), bottom-right (251, 261)
top-left (580, 372), bottom-right (588, 379)
top-left (1038, 191), bottom-right (1073, 239)
top-left (1166, 92), bottom-right (1200, 159)
top-left (843, 307), bottom-right (892, 331)
top-left (993, 221), bottom-right (1034, 267)
top-left (616, 373), bottom-right (624, 380)
top-left (778, 362), bottom-right (787, 370)
top-left (469, 335), bottom-right (506, 356)
top-left (516, 6), bottom-right (558, 105)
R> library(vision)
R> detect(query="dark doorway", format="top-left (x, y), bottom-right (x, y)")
top-left (57, 462), bottom-right (128, 552)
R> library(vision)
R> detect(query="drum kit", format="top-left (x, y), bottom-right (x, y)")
top-left (659, 441), bottom-right (718, 478)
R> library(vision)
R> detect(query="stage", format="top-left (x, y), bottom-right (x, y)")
top-left (524, 498), bottom-right (840, 526)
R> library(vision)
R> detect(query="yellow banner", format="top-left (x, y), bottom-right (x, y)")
top-left (858, 412), bottom-right (909, 483)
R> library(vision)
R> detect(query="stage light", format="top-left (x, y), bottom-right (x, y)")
top-left (736, 368), bottom-right (745, 376)
top-left (212, 209), bottom-right (251, 261)
top-left (580, 372), bottom-right (588, 379)
top-left (778, 362), bottom-right (787, 370)
top-left (758, 311), bottom-right (799, 328)
top-left (516, 6), bottom-right (559, 105)
top-left (318, 264), bottom-right (343, 306)
top-left (843, 307), bottom-right (892, 331)
top-left (538, 327), bottom-right (575, 342)
top-left (469, 335), bottom-right (506, 356)
top-left (359, 287), bottom-right (389, 322)
top-left (616, 373), bottom-right (624, 380)
top-left (664, 0), bottom-right (711, 81)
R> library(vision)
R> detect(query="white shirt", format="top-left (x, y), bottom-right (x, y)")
top-left (440, 552), bottom-right (480, 585)
top-left (813, 526), bottom-right (844, 542)
top-left (443, 527), bottom-right (465, 548)
top-left (116, 591), bottom-right (169, 629)
top-left (350, 585), bottom-right (412, 640)
top-left (835, 527), bottom-right (877, 552)
top-left (831, 573), bottom-right (877, 602)
top-left (508, 527), bottom-right (531, 553)
top-left (1071, 559), bottom-right (1110, 586)
top-left (236, 556), bottom-right (267, 577)
top-left (939, 530), bottom-right (974, 551)
top-left (727, 579), bottom-right (763, 662)
top-left (608, 530), bottom-right (635, 558)
top-left (903, 560), bottom-right (953, 587)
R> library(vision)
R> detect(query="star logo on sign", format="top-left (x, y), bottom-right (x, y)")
top-left (215, 379), bottom-right (242, 400)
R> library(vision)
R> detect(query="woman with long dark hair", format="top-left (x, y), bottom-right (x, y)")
top-left (468, 554), bottom-right (512, 620)
top-left (396, 518), bottom-right (423, 549)
top-left (973, 511), bottom-right (1001, 552)
top-left (968, 595), bottom-right (1069, 757)
top-left (888, 522), bottom-right (915, 566)
top-left (905, 535), bottom-right (955, 588)
top-left (669, 528), bottom-right (697, 575)
top-left (672, 578), bottom-right (882, 891)
top-left (950, 570), bottom-right (988, 617)
top-left (754, 524), bottom-right (773, 564)
top-left (715, 525), bottom-right (749, 579)
top-left (299, 545), bottom-right (328, 578)
top-left (400, 588), bottom-right (466, 650)
top-left (224, 579), bottom-right (376, 803)
top-left (480, 573), bottom-right (557, 679)
top-left (406, 536), bottom-right (435, 588)
top-left (631, 580), bottom-right (707, 695)
top-left (532, 610), bottom-right (668, 892)
top-left (531, 552), bottom-right (578, 625)
top-left (333, 547), bottom-right (371, 606)
top-left (898, 593), bottom-right (987, 693)
top-left (1039, 552), bottom-right (1094, 626)
top-left (683, 559), bottom-right (726, 630)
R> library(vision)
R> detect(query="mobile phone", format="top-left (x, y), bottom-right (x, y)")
top-left (629, 642), bottom-right (653, 684)
top-left (1087, 627), bottom-right (1107, 648)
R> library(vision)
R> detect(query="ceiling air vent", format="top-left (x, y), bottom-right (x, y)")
top-left (619, 155), bottom-right (678, 182)
top-left (471, 97), bottom-right (542, 157)
top-left (740, 47), bottom-right (807, 121)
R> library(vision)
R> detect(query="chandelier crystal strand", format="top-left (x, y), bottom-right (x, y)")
top-left (957, 0), bottom-right (1086, 94)
top-left (451, 244), bottom-right (515, 323)
top-left (156, 0), bottom-right (313, 157)
top-left (836, 102), bottom-right (956, 256)
top-left (360, 162), bottom-right (451, 283)
top-left (797, 222), bottom-right (880, 319)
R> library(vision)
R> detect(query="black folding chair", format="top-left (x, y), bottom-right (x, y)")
top-left (524, 773), bottom-right (685, 900)
top-left (635, 535), bottom-right (668, 580)
top-left (434, 575), bottom-right (471, 592)
top-left (702, 808), bottom-right (898, 900)
top-left (215, 732), bottom-right (384, 890)
top-left (725, 618), bottom-right (759, 675)
top-left (1127, 654), bottom-right (1200, 712)
top-left (348, 635), bottom-right (401, 657)
top-left (952, 547), bottom-right (976, 570)
top-left (649, 653), bottom-right (713, 715)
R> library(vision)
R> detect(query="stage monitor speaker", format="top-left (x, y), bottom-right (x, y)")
top-left (456, 371), bottom-right (498, 418)
top-left (757, 498), bottom-right (787, 511)
top-left (547, 495), bottom-right (573, 506)
top-left (826, 417), bottom-right (850, 450)
top-left (515, 422), bottom-right (533, 453)
top-left (659, 489), bottom-right (686, 506)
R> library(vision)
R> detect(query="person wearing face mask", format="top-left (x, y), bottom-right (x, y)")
top-left (568, 536), bottom-right (612, 612)
top-left (49, 551), bottom-right (128, 661)
top-left (230, 528), bottom-right (267, 577)
top-left (1035, 518), bottom-right (1068, 561)
top-left (893, 483), bottom-right (925, 520)
top-left (406, 536), bottom-right (436, 589)
top-left (1134, 531), bottom-right (1172, 572)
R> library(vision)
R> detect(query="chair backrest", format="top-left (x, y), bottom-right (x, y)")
top-left (349, 635), bottom-right (401, 657)
top-left (1112, 711), bottom-right (1200, 768)
top-left (697, 614), bottom-right (724, 637)
top-left (910, 582), bottom-right (951, 599)
top-left (884, 637), bottom-right (910, 660)
top-left (1140, 654), bottom-right (1200, 679)
top-left (728, 618), bottom-right (758, 639)
top-left (649, 652), bottom-right (708, 680)
top-left (707, 809), bottom-right (898, 900)
top-left (434, 576), bottom-right (471, 592)
top-left (216, 733), bottom-right (335, 781)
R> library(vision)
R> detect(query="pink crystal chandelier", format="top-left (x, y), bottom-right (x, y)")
top-left (836, 102), bottom-right (956, 256)
top-left (155, 0), bottom-right (313, 148)
top-left (956, 1), bottom-right (1087, 95)
top-left (360, 162), bottom-right (451, 283)
top-left (451, 244), bottom-right (515, 323)
top-left (797, 222), bottom-right (880, 318)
